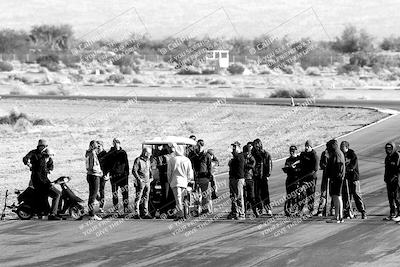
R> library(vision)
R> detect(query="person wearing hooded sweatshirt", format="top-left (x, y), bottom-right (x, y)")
top-left (96, 140), bottom-right (108, 213)
top-left (252, 139), bottom-right (273, 216)
top-left (228, 141), bottom-right (246, 220)
top-left (384, 142), bottom-right (400, 221)
top-left (104, 138), bottom-right (130, 214)
top-left (326, 139), bottom-right (346, 223)
top-left (85, 140), bottom-right (103, 220)
top-left (299, 140), bottom-right (319, 215)
top-left (340, 141), bottom-right (367, 219)
top-left (167, 144), bottom-right (193, 220)
top-left (316, 148), bottom-right (334, 217)
top-left (23, 139), bottom-right (61, 220)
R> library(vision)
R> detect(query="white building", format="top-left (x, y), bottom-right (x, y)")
top-left (206, 50), bottom-right (229, 68)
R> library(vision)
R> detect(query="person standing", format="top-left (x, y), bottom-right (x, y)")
top-left (105, 138), bottom-right (130, 214)
top-left (299, 140), bottom-right (319, 215)
top-left (192, 139), bottom-right (213, 214)
top-left (282, 145), bottom-right (301, 216)
top-left (85, 140), bottom-right (103, 220)
top-left (228, 141), bottom-right (246, 220)
top-left (326, 139), bottom-right (346, 223)
top-left (23, 139), bottom-right (61, 220)
top-left (383, 142), bottom-right (400, 221)
top-left (252, 139), bottom-right (273, 216)
top-left (340, 141), bottom-right (367, 219)
top-left (243, 145), bottom-right (259, 218)
top-left (96, 141), bottom-right (108, 213)
top-left (207, 149), bottom-right (219, 200)
top-left (132, 147), bottom-right (153, 219)
top-left (316, 149), bottom-right (334, 217)
top-left (167, 144), bottom-right (193, 221)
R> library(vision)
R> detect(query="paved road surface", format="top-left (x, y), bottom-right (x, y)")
top-left (0, 99), bottom-right (399, 266)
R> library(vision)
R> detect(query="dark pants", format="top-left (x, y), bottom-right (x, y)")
top-left (285, 179), bottom-right (299, 211)
top-left (96, 176), bottom-right (106, 209)
top-left (342, 179), bottom-right (366, 213)
top-left (299, 179), bottom-right (316, 213)
top-left (317, 173), bottom-right (334, 215)
top-left (254, 178), bottom-right (271, 212)
top-left (111, 176), bottom-right (129, 211)
top-left (386, 181), bottom-right (400, 216)
top-left (244, 179), bottom-right (257, 214)
top-left (87, 174), bottom-right (100, 216)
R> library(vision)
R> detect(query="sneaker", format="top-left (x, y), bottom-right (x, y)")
top-left (392, 216), bottom-right (400, 222)
top-left (384, 215), bottom-right (394, 221)
top-left (337, 219), bottom-right (344, 223)
top-left (266, 210), bottom-right (273, 216)
top-left (361, 212), bottom-right (367, 220)
top-left (89, 215), bottom-right (102, 221)
top-left (173, 216), bottom-right (184, 221)
top-left (99, 208), bottom-right (104, 213)
top-left (227, 213), bottom-right (235, 220)
top-left (48, 214), bottom-right (62, 221)
top-left (236, 216), bottom-right (245, 221)
top-left (316, 212), bottom-right (323, 217)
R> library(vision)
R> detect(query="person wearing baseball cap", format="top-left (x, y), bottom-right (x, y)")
top-left (23, 139), bottom-right (61, 220)
top-left (298, 140), bottom-right (319, 215)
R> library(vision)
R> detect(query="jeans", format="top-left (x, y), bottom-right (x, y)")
top-left (172, 186), bottom-right (185, 218)
top-left (229, 178), bottom-right (245, 217)
top-left (254, 178), bottom-right (271, 212)
top-left (299, 179), bottom-right (316, 213)
top-left (87, 174), bottom-right (100, 216)
top-left (386, 181), bottom-right (400, 215)
top-left (198, 177), bottom-right (212, 212)
top-left (96, 176), bottom-right (106, 209)
top-left (48, 185), bottom-right (61, 215)
top-left (244, 179), bottom-right (257, 214)
top-left (342, 180), bottom-right (366, 213)
top-left (135, 180), bottom-right (151, 215)
top-left (111, 176), bottom-right (129, 211)
top-left (317, 173), bottom-right (334, 215)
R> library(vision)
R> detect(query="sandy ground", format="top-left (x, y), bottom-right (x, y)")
top-left (0, 105), bottom-right (399, 267)
top-left (0, 98), bottom-right (386, 208)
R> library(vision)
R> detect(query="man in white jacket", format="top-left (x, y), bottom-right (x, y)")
top-left (167, 144), bottom-right (194, 221)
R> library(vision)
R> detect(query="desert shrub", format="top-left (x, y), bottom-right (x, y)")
top-left (279, 65), bottom-right (294, 74)
top-left (9, 84), bottom-right (33, 95)
top-left (201, 68), bottom-right (218, 75)
top-left (233, 92), bottom-right (256, 98)
top-left (131, 77), bottom-right (143, 84)
top-left (0, 61), bottom-right (13, 71)
top-left (227, 64), bottom-right (245, 75)
top-left (209, 79), bottom-right (227, 85)
top-left (61, 55), bottom-right (80, 68)
top-left (269, 88), bottom-right (312, 98)
top-left (13, 118), bottom-right (33, 132)
top-left (177, 67), bottom-right (201, 75)
top-left (305, 67), bottom-right (321, 76)
top-left (120, 66), bottom-right (133, 74)
top-left (113, 55), bottom-right (140, 73)
top-left (37, 54), bottom-right (60, 72)
top-left (39, 85), bottom-right (71, 96)
top-left (0, 108), bottom-right (32, 125)
top-left (337, 64), bottom-right (360, 75)
top-left (107, 74), bottom-right (125, 83)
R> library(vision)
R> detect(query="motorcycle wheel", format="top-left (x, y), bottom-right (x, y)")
top-left (16, 204), bottom-right (33, 220)
top-left (69, 205), bottom-right (85, 220)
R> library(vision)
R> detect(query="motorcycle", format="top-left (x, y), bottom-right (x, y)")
top-left (10, 176), bottom-right (85, 220)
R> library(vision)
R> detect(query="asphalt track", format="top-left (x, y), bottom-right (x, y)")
top-left (1, 96), bottom-right (400, 267)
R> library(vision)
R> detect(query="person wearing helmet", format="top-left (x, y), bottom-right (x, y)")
top-left (23, 139), bottom-right (61, 220)
top-left (384, 142), bottom-right (400, 221)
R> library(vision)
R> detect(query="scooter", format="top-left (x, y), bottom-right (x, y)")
top-left (10, 176), bottom-right (85, 220)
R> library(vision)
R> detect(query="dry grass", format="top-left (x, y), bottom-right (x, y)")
top-left (0, 99), bottom-right (386, 206)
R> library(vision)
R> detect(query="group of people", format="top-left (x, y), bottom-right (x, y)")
top-left (22, 137), bottom-right (400, 223)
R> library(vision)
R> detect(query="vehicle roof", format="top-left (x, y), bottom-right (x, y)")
top-left (142, 136), bottom-right (196, 146)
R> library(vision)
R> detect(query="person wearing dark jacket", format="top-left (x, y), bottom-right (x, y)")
top-left (299, 140), bottom-right (319, 215)
top-left (104, 138), bottom-right (130, 213)
top-left (340, 141), bottom-right (367, 219)
top-left (243, 145), bottom-right (259, 217)
top-left (23, 139), bottom-right (61, 220)
top-left (228, 141), bottom-right (246, 220)
top-left (252, 139), bottom-right (273, 216)
top-left (282, 145), bottom-right (301, 215)
top-left (193, 140), bottom-right (213, 214)
top-left (207, 149), bottom-right (219, 199)
top-left (316, 149), bottom-right (334, 216)
top-left (96, 141), bottom-right (108, 213)
top-left (326, 139), bottom-right (346, 223)
top-left (383, 142), bottom-right (400, 221)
